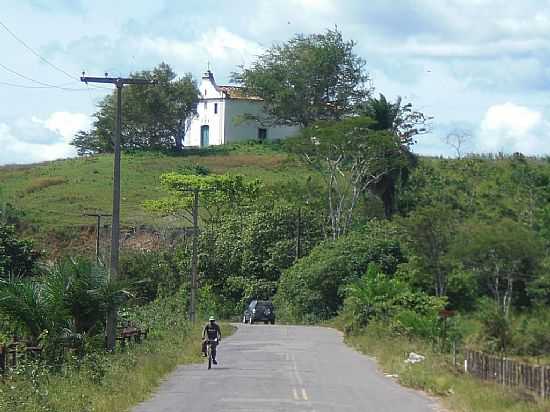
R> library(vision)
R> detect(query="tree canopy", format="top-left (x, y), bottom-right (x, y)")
top-left (231, 29), bottom-right (370, 127)
top-left (72, 63), bottom-right (199, 155)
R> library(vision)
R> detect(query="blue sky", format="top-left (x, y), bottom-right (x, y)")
top-left (1, 0), bottom-right (549, 165)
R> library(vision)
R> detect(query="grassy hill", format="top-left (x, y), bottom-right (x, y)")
top-left (0, 144), bottom-right (308, 245)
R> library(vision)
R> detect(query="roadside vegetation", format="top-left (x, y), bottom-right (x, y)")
top-left (1, 28), bottom-right (550, 412)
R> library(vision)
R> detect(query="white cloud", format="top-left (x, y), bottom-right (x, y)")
top-left (0, 112), bottom-right (91, 165)
top-left (138, 27), bottom-right (263, 65)
top-left (477, 103), bottom-right (550, 155)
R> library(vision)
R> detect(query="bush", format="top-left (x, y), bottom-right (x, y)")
top-left (340, 263), bottom-right (446, 337)
top-left (276, 222), bottom-right (406, 322)
top-left (512, 307), bottom-right (550, 356)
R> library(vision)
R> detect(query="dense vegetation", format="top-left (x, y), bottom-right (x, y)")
top-left (1, 28), bottom-right (549, 412)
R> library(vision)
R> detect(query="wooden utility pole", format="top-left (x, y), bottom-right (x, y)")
top-left (83, 213), bottom-right (111, 263)
top-left (296, 207), bottom-right (302, 261)
top-left (179, 187), bottom-right (214, 324)
top-left (80, 75), bottom-right (155, 351)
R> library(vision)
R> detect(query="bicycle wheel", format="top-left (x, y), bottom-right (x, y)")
top-left (207, 344), bottom-right (212, 369)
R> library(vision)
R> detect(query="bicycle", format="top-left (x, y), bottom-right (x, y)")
top-left (205, 338), bottom-right (218, 369)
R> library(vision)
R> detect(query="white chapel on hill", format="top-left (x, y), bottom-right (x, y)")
top-left (185, 70), bottom-right (299, 147)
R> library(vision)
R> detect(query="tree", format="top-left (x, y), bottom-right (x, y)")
top-left (231, 29), bottom-right (370, 127)
top-left (400, 203), bottom-right (457, 297)
top-left (0, 224), bottom-right (40, 278)
top-left (144, 172), bottom-right (262, 226)
top-left (72, 63), bottom-right (199, 155)
top-left (451, 219), bottom-right (543, 317)
top-left (362, 93), bottom-right (430, 218)
top-left (363, 93), bottom-right (430, 146)
top-left (287, 116), bottom-right (406, 239)
top-left (275, 222), bottom-right (405, 322)
top-left (443, 128), bottom-right (472, 159)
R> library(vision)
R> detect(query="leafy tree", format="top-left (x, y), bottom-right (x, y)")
top-left (232, 29), bottom-right (369, 127)
top-left (275, 222), bottom-right (405, 322)
top-left (199, 204), bottom-right (324, 316)
top-left (362, 93), bottom-right (428, 217)
top-left (0, 224), bottom-right (41, 278)
top-left (288, 116), bottom-right (406, 238)
top-left (400, 203), bottom-right (458, 297)
top-left (362, 93), bottom-right (430, 145)
top-left (451, 219), bottom-right (543, 317)
top-left (72, 63), bottom-right (199, 155)
top-left (145, 172), bottom-right (262, 225)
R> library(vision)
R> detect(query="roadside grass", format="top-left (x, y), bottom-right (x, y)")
top-left (344, 325), bottom-right (550, 412)
top-left (0, 292), bottom-right (236, 412)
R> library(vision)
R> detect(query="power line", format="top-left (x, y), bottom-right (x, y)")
top-left (0, 19), bottom-right (80, 82)
top-left (0, 61), bottom-right (105, 91)
top-left (0, 19), bottom-right (110, 91)
top-left (0, 79), bottom-right (103, 91)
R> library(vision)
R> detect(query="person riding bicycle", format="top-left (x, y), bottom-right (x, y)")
top-left (202, 316), bottom-right (221, 364)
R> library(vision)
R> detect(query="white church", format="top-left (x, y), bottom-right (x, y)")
top-left (184, 70), bottom-right (299, 147)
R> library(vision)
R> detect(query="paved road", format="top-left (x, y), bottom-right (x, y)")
top-left (133, 324), bottom-right (441, 412)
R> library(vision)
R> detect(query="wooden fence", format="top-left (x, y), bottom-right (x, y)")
top-left (465, 350), bottom-right (550, 399)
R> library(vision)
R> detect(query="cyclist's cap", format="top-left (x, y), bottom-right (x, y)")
top-left (209, 316), bottom-right (215, 321)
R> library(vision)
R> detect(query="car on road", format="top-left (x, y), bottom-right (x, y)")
top-left (243, 300), bottom-right (275, 324)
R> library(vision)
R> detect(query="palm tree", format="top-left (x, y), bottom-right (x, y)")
top-left (363, 94), bottom-right (422, 218)
top-left (0, 258), bottom-right (131, 349)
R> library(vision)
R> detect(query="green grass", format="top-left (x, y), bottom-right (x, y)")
top-left (0, 144), bottom-right (311, 245)
top-left (344, 325), bottom-right (550, 412)
top-left (1, 321), bottom-right (235, 412)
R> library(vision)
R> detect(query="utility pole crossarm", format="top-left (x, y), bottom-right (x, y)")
top-left (80, 76), bottom-right (157, 86)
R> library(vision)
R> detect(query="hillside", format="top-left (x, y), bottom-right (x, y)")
top-left (0, 144), bottom-right (312, 248)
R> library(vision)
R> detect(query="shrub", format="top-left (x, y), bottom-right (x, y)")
top-left (276, 222), bottom-right (405, 322)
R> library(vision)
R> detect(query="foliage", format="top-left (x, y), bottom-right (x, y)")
top-left (451, 219), bottom-right (543, 316)
top-left (145, 172), bottom-right (262, 225)
top-left (231, 29), bottom-right (369, 127)
top-left (0, 224), bottom-right (41, 278)
top-left (199, 204), bottom-right (324, 317)
top-left (275, 221), bottom-right (405, 322)
top-left (362, 93), bottom-right (430, 146)
top-left (342, 264), bottom-right (445, 335)
top-left (119, 247), bottom-right (190, 304)
top-left (0, 292), bottom-right (218, 412)
top-left (287, 116), bottom-right (407, 238)
top-left (399, 203), bottom-right (458, 296)
top-left (0, 258), bottom-right (129, 349)
top-left (72, 63), bottom-right (199, 155)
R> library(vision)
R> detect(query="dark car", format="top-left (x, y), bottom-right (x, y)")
top-left (243, 300), bottom-right (275, 324)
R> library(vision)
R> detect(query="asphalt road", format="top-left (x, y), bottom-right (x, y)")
top-left (133, 324), bottom-right (441, 412)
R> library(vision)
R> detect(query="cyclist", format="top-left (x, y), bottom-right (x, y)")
top-left (202, 316), bottom-right (222, 364)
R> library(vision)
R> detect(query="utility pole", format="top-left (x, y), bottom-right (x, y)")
top-left (81, 75), bottom-right (155, 351)
top-left (179, 187), bottom-right (214, 324)
top-left (83, 213), bottom-right (111, 263)
top-left (296, 207), bottom-right (302, 261)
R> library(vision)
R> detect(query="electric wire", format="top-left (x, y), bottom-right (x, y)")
top-left (0, 61), bottom-right (112, 92)
top-left (0, 19), bottom-right (111, 90)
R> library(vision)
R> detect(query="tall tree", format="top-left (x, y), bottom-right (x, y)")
top-left (287, 116), bottom-right (406, 239)
top-left (362, 93), bottom-right (430, 218)
top-left (231, 29), bottom-right (370, 127)
top-left (72, 63), bottom-right (199, 155)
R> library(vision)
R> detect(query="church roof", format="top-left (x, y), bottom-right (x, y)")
top-left (218, 85), bottom-right (262, 101)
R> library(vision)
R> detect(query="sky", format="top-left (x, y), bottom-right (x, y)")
top-left (1, 0), bottom-right (549, 165)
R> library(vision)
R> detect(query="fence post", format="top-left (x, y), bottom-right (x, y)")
top-left (541, 366), bottom-right (545, 399)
